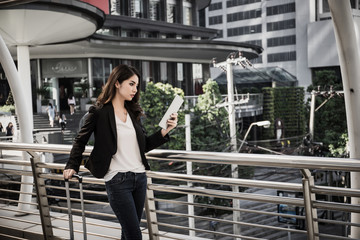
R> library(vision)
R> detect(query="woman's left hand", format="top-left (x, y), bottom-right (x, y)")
top-left (161, 113), bottom-right (178, 137)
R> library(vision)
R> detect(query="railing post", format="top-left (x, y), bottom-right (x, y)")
top-left (301, 169), bottom-right (319, 240)
top-left (29, 153), bottom-right (53, 239)
top-left (145, 174), bottom-right (159, 240)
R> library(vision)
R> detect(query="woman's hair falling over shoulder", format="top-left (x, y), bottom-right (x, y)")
top-left (96, 64), bottom-right (144, 121)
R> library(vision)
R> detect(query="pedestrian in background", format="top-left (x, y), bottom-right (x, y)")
top-left (46, 103), bottom-right (56, 127)
top-left (6, 122), bottom-right (14, 141)
top-left (59, 112), bottom-right (67, 131)
top-left (63, 64), bottom-right (178, 240)
top-left (68, 94), bottom-right (76, 115)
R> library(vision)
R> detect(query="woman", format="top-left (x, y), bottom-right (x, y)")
top-left (46, 103), bottom-right (55, 127)
top-left (63, 64), bottom-right (178, 239)
top-left (6, 122), bottom-right (14, 141)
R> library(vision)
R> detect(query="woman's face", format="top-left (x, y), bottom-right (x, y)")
top-left (115, 74), bottom-right (139, 101)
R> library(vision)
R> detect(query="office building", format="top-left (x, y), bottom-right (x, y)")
top-left (206, 0), bottom-right (360, 88)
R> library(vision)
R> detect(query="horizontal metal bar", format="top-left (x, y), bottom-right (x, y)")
top-left (148, 184), bottom-right (305, 206)
top-left (1, 142), bottom-right (360, 172)
top-left (316, 233), bottom-right (356, 240)
top-left (317, 218), bottom-right (360, 228)
top-left (147, 171), bottom-right (303, 191)
top-left (39, 173), bottom-right (104, 185)
top-left (0, 198), bottom-right (38, 206)
top-left (0, 168), bottom-right (33, 176)
top-left (155, 209), bottom-right (306, 234)
top-left (0, 142), bottom-right (91, 155)
top-left (0, 232), bottom-right (28, 240)
top-left (45, 185), bottom-right (107, 198)
top-left (0, 188), bottom-right (37, 196)
top-left (155, 221), bottom-right (267, 240)
top-left (0, 215), bottom-right (41, 226)
top-left (0, 179), bottom-right (34, 186)
top-left (49, 205), bottom-right (115, 219)
top-left (52, 225), bottom-right (120, 240)
top-left (313, 200), bottom-right (360, 213)
top-left (147, 149), bottom-right (360, 171)
top-left (0, 159), bottom-right (31, 166)
top-left (312, 185), bottom-right (360, 198)
top-left (153, 197), bottom-right (306, 220)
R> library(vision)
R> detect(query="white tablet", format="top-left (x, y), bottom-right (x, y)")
top-left (158, 95), bottom-right (184, 129)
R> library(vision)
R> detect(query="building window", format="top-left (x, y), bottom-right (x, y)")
top-left (183, 0), bottom-right (192, 25)
top-left (227, 0), bottom-right (261, 8)
top-left (268, 51), bottom-right (296, 62)
top-left (228, 24), bottom-right (262, 37)
top-left (209, 15), bottom-right (223, 25)
top-left (267, 35), bottom-right (296, 47)
top-left (149, 0), bottom-right (161, 21)
top-left (267, 19), bottom-right (295, 32)
top-left (227, 9), bottom-right (261, 22)
top-left (167, 0), bottom-right (178, 23)
top-left (250, 55), bottom-right (263, 64)
top-left (267, 3), bottom-right (295, 16)
top-left (209, 2), bottom-right (222, 11)
top-left (131, 0), bottom-right (143, 18)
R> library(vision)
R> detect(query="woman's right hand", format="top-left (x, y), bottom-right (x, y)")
top-left (63, 168), bottom-right (76, 179)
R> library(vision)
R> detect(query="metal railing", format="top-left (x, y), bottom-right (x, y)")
top-left (184, 93), bottom-right (263, 114)
top-left (0, 142), bottom-right (360, 240)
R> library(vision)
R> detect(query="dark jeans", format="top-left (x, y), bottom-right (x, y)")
top-left (105, 172), bottom-right (147, 240)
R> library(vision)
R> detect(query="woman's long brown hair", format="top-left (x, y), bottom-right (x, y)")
top-left (96, 64), bottom-right (144, 121)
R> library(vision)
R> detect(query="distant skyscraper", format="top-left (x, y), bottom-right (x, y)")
top-left (206, 0), bottom-right (360, 88)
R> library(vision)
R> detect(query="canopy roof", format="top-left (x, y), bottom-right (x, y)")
top-left (213, 67), bottom-right (298, 86)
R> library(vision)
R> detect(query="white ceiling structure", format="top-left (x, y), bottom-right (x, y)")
top-left (0, 9), bottom-right (98, 46)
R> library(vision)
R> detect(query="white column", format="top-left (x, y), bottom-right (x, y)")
top-left (309, 91), bottom-right (316, 139)
top-left (17, 45), bottom-right (34, 211)
top-left (88, 58), bottom-right (93, 98)
top-left (0, 39), bottom-right (34, 211)
top-left (328, 1), bottom-right (360, 238)
top-left (36, 59), bottom-right (42, 113)
top-left (185, 114), bottom-right (195, 236)
top-left (51, 77), bottom-right (59, 112)
top-left (227, 59), bottom-right (240, 238)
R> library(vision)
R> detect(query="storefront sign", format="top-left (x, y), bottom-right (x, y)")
top-left (41, 59), bottom-right (88, 78)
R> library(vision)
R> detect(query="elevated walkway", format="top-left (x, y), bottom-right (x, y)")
top-left (0, 144), bottom-right (359, 239)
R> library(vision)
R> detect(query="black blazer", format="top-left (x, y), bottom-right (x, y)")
top-left (65, 103), bottom-right (169, 178)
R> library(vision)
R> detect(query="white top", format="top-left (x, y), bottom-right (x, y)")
top-left (68, 96), bottom-right (75, 105)
top-left (103, 113), bottom-right (145, 182)
top-left (47, 107), bottom-right (55, 119)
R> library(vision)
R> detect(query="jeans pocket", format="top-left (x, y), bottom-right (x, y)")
top-left (107, 172), bottom-right (127, 186)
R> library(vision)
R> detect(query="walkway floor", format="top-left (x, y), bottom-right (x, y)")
top-left (0, 203), bottom-right (210, 240)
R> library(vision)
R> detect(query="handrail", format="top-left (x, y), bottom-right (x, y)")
top-left (147, 149), bottom-right (360, 171)
top-left (1, 142), bottom-right (359, 171)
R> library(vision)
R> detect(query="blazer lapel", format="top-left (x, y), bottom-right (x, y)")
top-left (108, 103), bottom-right (117, 140)
top-left (129, 113), bottom-right (145, 153)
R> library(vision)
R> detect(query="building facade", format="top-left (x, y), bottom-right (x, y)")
top-left (205, 0), bottom-right (360, 88)
top-left (0, 0), bottom-right (262, 114)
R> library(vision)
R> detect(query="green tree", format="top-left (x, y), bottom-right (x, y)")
top-left (306, 69), bottom-right (347, 156)
top-left (191, 79), bottom-right (230, 152)
top-left (262, 87), bottom-right (306, 140)
top-left (140, 82), bottom-right (185, 150)
top-left (329, 133), bottom-right (349, 158)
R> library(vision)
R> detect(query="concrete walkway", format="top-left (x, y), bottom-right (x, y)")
top-left (0, 203), bottom-right (209, 240)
